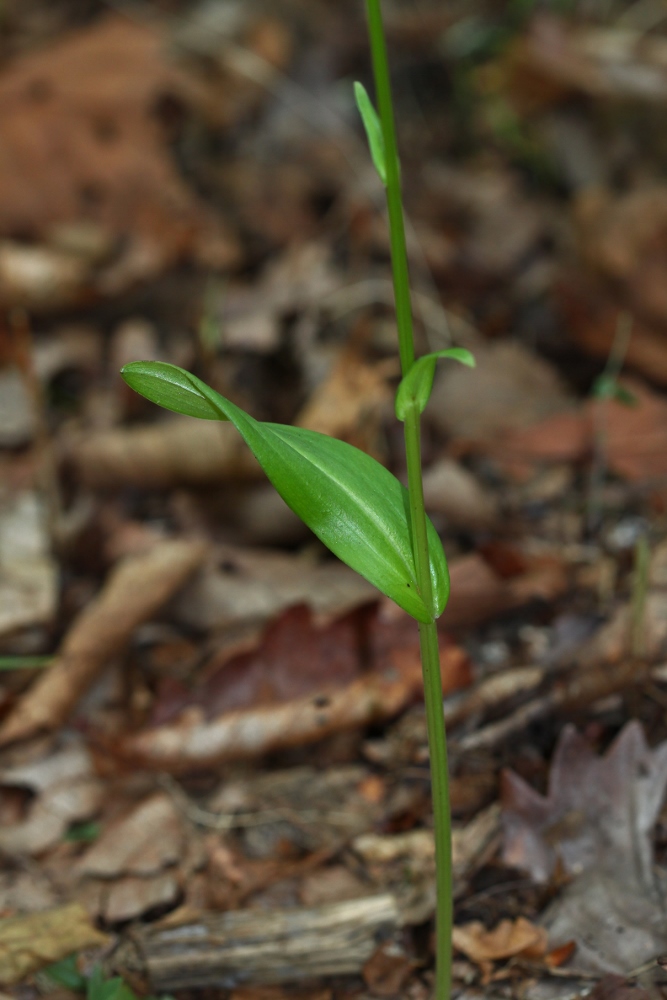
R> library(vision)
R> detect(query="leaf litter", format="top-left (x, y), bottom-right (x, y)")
top-left (7, 2), bottom-right (667, 998)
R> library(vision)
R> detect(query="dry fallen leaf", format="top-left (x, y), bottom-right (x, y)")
top-left (576, 186), bottom-right (667, 326)
top-left (422, 458), bottom-right (498, 531)
top-left (114, 662), bottom-right (424, 773)
top-left (64, 417), bottom-right (262, 491)
top-left (295, 348), bottom-right (391, 457)
top-left (503, 722), bottom-right (667, 972)
top-left (498, 378), bottom-right (667, 484)
top-left (453, 916), bottom-right (548, 964)
top-left (0, 367), bottom-right (34, 447)
top-left (586, 974), bottom-right (653, 1000)
top-left (0, 538), bottom-right (205, 746)
top-left (0, 740), bottom-right (103, 856)
top-left (503, 15), bottom-right (667, 111)
top-left (77, 793), bottom-right (184, 878)
top-left (154, 604), bottom-right (370, 723)
top-left (427, 340), bottom-right (571, 443)
top-left (362, 940), bottom-right (415, 997)
top-left (172, 546), bottom-right (378, 634)
top-left (219, 243), bottom-right (341, 355)
top-left (439, 552), bottom-right (568, 630)
top-left (0, 902), bottom-right (108, 985)
top-left (559, 276), bottom-right (667, 385)
top-left (0, 14), bottom-right (237, 302)
top-left (102, 873), bottom-right (181, 925)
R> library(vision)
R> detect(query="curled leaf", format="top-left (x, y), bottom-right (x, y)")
top-left (395, 348), bottom-right (476, 421)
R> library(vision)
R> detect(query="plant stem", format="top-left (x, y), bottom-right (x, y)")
top-left (418, 619), bottom-right (453, 1000)
top-left (365, 0), bottom-right (414, 379)
top-left (406, 413), bottom-right (453, 1000)
top-left (365, 2), bottom-right (453, 997)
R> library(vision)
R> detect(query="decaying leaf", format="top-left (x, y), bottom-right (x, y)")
top-left (0, 14), bottom-right (237, 303)
top-left (64, 416), bottom-right (262, 490)
top-left (503, 16), bottom-right (667, 110)
top-left (427, 341), bottom-right (571, 443)
top-left (156, 604), bottom-right (371, 722)
top-left (115, 661), bottom-right (424, 773)
top-left (559, 277), bottom-right (667, 385)
top-left (295, 348), bottom-right (391, 456)
top-left (0, 538), bottom-right (205, 746)
top-left (440, 552), bottom-right (567, 630)
top-left (172, 547), bottom-right (378, 634)
top-left (217, 243), bottom-right (341, 355)
top-left (498, 378), bottom-right (667, 484)
top-left (585, 974), bottom-right (653, 1000)
top-left (362, 940), bottom-right (415, 997)
top-left (77, 793), bottom-right (184, 878)
top-left (503, 722), bottom-right (667, 972)
top-left (422, 458), bottom-right (498, 531)
top-left (452, 916), bottom-right (548, 964)
top-left (0, 740), bottom-right (103, 856)
top-left (0, 902), bottom-right (108, 985)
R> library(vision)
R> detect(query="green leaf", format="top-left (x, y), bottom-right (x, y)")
top-left (593, 374), bottom-right (637, 407)
top-left (395, 348), bottom-right (476, 421)
top-left (64, 820), bottom-right (101, 843)
top-left (0, 656), bottom-right (52, 670)
top-left (120, 361), bottom-right (449, 622)
top-left (354, 81), bottom-right (387, 185)
top-left (43, 955), bottom-right (87, 992)
top-left (122, 362), bottom-right (227, 421)
top-left (87, 966), bottom-right (137, 1000)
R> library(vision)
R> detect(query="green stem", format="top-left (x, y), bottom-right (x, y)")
top-left (365, 0), bottom-right (414, 379)
top-left (419, 619), bottom-right (453, 1000)
top-left (405, 407), bottom-right (452, 1000)
top-left (365, 3), bottom-right (453, 998)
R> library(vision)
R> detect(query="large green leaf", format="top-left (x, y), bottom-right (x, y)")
top-left (395, 348), bottom-right (475, 421)
top-left (121, 361), bottom-right (449, 622)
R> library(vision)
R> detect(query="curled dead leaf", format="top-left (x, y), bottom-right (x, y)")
top-left (0, 538), bottom-right (206, 746)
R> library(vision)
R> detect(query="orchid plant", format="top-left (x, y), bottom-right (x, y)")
top-left (121, 3), bottom-right (473, 996)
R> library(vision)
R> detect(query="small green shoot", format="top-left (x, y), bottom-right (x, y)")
top-left (354, 82), bottom-right (386, 184)
top-left (0, 656), bottom-right (52, 670)
top-left (587, 311), bottom-right (635, 534)
top-left (86, 965), bottom-right (137, 1000)
top-left (43, 955), bottom-right (88, 992)
top-left (64, 820), bottom-right (101, 843)
top-left (395, 348), bottom-right (475, 420)
top-left (43, 958), bottom-right (173, 1000)
top-left (592, 373), bottom-right (637, 407)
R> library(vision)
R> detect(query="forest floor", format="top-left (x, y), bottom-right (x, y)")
top-left (3, 2), bottom-right (667, 1000)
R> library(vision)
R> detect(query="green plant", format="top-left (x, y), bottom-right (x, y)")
top-left (586, 311), bottom-right (636, 533)
top-left (43, 957), bottom-right (169, 1000)
top-left (120, 3), bottom-right (473, 997)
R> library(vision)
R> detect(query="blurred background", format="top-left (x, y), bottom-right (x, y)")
top-left (3, 1), bottom-right (667, 991)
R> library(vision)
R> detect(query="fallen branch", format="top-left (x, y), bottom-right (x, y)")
top-left (453, 657), bottom-right (655, 755)
top-left (119, 893), bottom-right (402, 989)
top-left (113, 806), bottom-right (498, 989)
